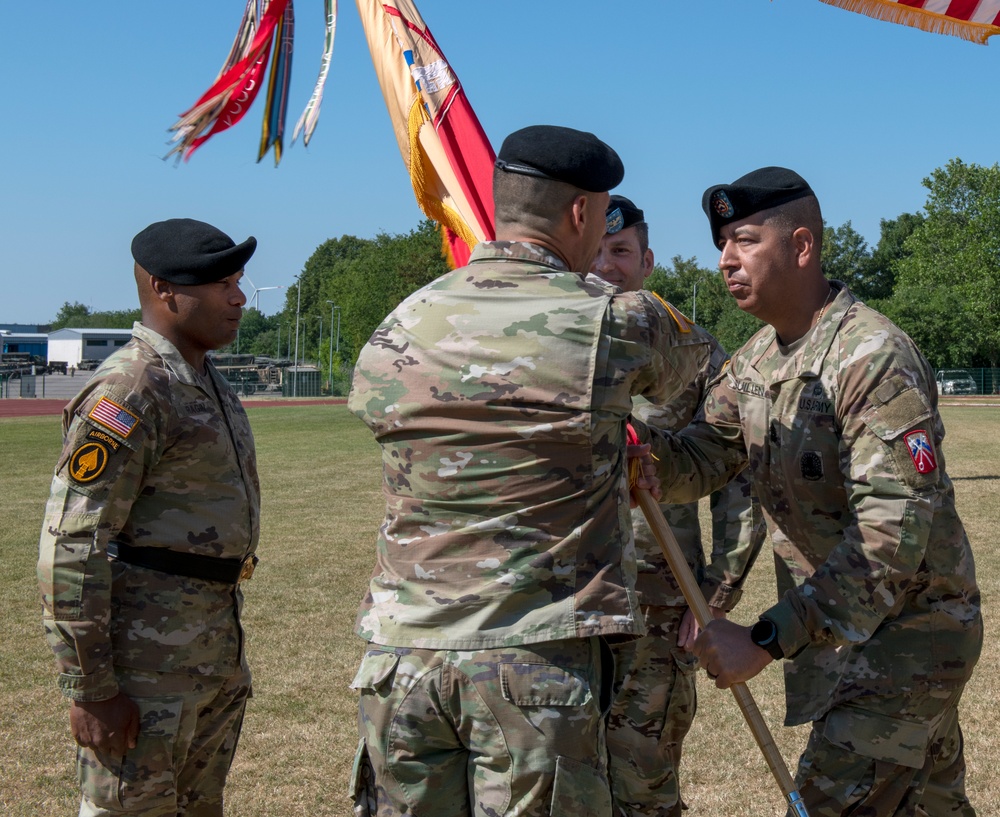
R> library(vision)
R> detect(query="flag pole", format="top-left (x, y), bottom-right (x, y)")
top-left (634, 489), bottom-right (809, 817)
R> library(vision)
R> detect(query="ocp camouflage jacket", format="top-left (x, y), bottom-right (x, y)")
top-left (646, 283), bottom-right (982, 725)
top-left (38, 323), bottom-right (260, 701)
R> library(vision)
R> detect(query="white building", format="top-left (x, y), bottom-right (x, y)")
top-left (47, 328), bottom-right (134, 368)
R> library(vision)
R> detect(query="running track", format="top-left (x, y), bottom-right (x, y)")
top-left (0, 398), bottom-right (347, 419)
top-left (0, 396), bottom-right (991, 420)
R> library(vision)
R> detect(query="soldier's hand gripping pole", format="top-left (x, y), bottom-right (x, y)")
top-left (634, 489), bottom-right (809, 817)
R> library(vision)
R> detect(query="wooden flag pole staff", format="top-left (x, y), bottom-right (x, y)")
top-left (635, 489), bottom-right (810, 817)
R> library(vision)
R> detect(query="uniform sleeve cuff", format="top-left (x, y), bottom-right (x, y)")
top-left (58, 670), bottom-right (119, 702)
top-left (703, 581), bottom-right (742, 611)
top-left (761, 600), bottom-right (811, 659)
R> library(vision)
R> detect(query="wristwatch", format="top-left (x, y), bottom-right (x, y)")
top-left (750, 617), bottom-right (784, 661)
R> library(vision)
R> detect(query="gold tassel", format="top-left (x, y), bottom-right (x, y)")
top-left (406, 93), bottom-right (478, 267)
top-left (817, 0), bottom-right (998, 45)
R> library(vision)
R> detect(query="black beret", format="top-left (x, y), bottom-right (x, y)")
top-left (131, 218), bottom-right (257, 285)
top-left (702, 167), bottom-right (814, 245)
top-left (605, 195), bottom-right (645, 234)
top-left (495, 125), bottom-right (624, 193)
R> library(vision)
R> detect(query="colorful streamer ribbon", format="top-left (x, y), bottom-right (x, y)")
top-left (258, 1), bottom-right (296, 165)
top-left (292, 0), bottom-right (338, 147)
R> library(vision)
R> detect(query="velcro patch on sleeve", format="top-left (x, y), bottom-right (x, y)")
top-left (87, 396), bottom-right (140, 439)
top-left (904, 430), bottom-right (938, 475)
top-left (68, 441), bottom-right (112, 483)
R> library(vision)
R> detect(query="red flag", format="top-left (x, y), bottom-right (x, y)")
top-left (356, 0), bottom-right (495, 267)
top-left (818, 0), bottom-right (1000, 43)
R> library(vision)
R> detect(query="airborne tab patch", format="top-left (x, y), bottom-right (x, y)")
top-left (88, 397), bottom-right (140, 438)
top-left (69, 441), bottom-right (110, 483)
top-left (904, 430), bottom-right (937, 475)
top-left (87, 429), bottom-right (121, 451)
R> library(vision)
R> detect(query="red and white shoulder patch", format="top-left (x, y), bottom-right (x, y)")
top-left (904, 429), bottom-right (937, 474)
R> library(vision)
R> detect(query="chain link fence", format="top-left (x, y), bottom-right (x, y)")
top-left (934, 368), bottom-right (1000, 396)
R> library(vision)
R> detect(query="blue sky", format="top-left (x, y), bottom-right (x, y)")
top-left (2, 1), bottom-right (998, 323)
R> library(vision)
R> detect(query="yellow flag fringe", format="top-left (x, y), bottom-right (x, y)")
top-left (817, 0), bottom-right (999, 44)
top-left (406, 95), bottom-right (480, 266)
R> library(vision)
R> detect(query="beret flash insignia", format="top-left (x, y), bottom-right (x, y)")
top-left (711, 190), bottom-right (735, 218)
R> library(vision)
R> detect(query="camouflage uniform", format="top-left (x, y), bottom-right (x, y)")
top-left (348, 241), bottom-right (712, 816)
top-left (645, 283), bottom-right (982, 816)
top-left (607, 327), bottom-right (766, 817)
top-left (38, 322), bottom-right (260, 817)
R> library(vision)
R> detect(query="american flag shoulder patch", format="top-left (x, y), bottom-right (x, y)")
top-left (88, 396), bottom-right (140, 439)
top-left (904, 429), bottom-right (937, 475)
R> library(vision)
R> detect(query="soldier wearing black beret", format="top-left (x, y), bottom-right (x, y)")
top-left (39, 217), bottom-right (261, 815)
top-left (131, 218), bottom-right (257, 286)
top-left (647, 165), bottom-right (982, 816)
top-left (494, 124), bottom-right (625, 193)
top-left (702, 166), bottom-right (815, 249)
top-left (591, 195), bottom-right (652, 292)
top-left (590, 194), bottom-right (765, 817)
top-left (348, 128), bottom-right (714, 816)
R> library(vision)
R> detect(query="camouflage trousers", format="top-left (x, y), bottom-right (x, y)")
top-left (793, 686), bottom-right (975, 817)
top-left (78, 667), bottom-right (251, 817)
top-left (606, 605), bottom-right (697, 817)
top-left (350, 637), bottom-right (616, 816)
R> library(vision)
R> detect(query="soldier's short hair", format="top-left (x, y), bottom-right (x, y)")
top-left (493, 170), bottom-right (581, 233)
top-left (763, 195), bottom-right (824, 255)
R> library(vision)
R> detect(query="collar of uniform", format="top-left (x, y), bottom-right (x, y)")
top-left (131, 322), bottom-right (214, 391)
top-left (748, 281), bottom-right (852, 381)
top-left (468, 241), bottom-right (570, 272)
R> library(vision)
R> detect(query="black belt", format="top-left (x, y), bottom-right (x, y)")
top-left (107, 541), bottom-right (257, 585)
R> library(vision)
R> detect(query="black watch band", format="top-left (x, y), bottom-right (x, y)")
top-left (750, 618), bottom-right (784, 660)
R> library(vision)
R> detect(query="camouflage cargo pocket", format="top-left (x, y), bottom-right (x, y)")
top-left (821, 703), bottom-right (930, 769)
top-left (349, 738), bottom-right (378, 817)
top-left (670, 646), bottom-right (700, 675)
top-left (549, 755), bottom-right (613, 816)
top-left (78, 696), bottom-right (183, 810)
top-left (350, 650), bottom-right (400, 694)
top-left (499, 663), bottom-right (592, 706)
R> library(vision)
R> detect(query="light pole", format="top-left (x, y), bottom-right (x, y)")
top-left (317, 314), bottom-right (323, 370)
top-left (326, 301), bottom-right (341, 390)
top-left (293, 275), bottom-right (302, 397)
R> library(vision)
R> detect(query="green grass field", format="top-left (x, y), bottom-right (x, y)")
top-left (1, 404), bottom-right (996, 816)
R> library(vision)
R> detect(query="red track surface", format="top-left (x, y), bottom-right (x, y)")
top-left (0, 398), bottom-right (346, 419)
top-left (0, 399), bottom-right (66, 418)
top-left (2, 396), bottom-right (991, 421)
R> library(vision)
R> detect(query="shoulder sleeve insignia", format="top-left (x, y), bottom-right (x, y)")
top-left (904, 429), bottom-right (938, 475)
top-left (88, 396), bottom-right (140, 438)
top-left (69, 441), bottom-right (111, 483)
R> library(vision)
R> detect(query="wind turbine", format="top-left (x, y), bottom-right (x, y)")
top-left (243, 276), bottom-right (286, 312)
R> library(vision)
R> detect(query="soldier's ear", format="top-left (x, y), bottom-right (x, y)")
top-left (569, 193), bottom-right (589, 238)
top-left (791, 227), bottom-right (815, 269)
top-left (642, 248), bottom-right (655, 278)
top-left (149, 276), bottom-right (176, 302)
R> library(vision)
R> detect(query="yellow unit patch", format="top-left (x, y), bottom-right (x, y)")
top-left (69, 441), bottom-right (110, 483)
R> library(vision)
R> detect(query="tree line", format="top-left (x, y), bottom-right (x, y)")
top-left (50, 158), bottom-right (1000, 380)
